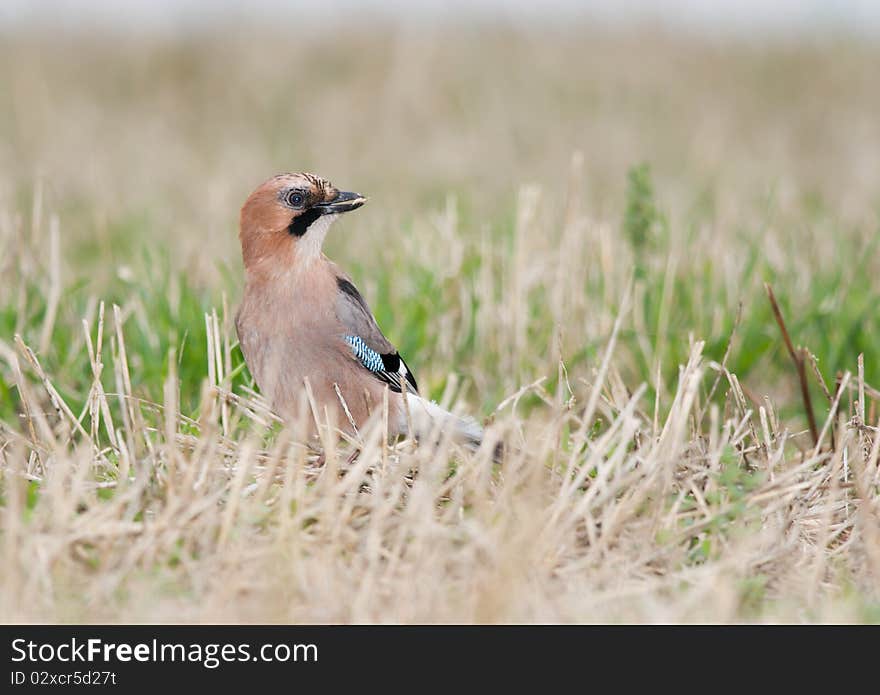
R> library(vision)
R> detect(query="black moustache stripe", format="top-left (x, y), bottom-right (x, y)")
top-left (287, 207), bottom-right (323, 237)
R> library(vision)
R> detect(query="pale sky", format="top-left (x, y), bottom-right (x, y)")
top-left (3, 0), bottom-right (880, 35)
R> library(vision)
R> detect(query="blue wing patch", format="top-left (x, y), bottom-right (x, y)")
top-left (344, 335), bottom-right (385, 373)
top-left (343, 334), bottom-right (419, 394)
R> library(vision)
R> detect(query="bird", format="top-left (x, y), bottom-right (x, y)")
top-left (235, 172), bottom-right (483, 449)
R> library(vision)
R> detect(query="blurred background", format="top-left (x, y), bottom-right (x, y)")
top-left (6, 0), bottom-right (880, 33)
top-left (1, 0), bottom-right (879, 417)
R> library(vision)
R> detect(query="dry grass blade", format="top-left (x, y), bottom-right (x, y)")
top-left (765, 283), bottom-right (820, 448)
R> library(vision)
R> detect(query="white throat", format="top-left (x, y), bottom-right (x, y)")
top-left (298, 213), bottom-right (338, 264)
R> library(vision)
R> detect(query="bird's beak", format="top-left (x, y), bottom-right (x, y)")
top-left (314, 190), bottom-right (368, 214)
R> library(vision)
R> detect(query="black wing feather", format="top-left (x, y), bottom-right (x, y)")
top-left (379, 352), bottom-right (419, 394)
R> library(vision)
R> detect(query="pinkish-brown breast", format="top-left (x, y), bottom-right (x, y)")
top-left (235, 259), bottom-right (401, 438)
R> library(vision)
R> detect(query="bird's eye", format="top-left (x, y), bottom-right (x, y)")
top-left (286, 191), bottom-right (306, 208)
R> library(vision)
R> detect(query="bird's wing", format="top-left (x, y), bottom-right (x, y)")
top-left (334, 274), bottom-right (419, 395)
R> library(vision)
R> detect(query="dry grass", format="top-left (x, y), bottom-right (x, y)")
top-left (3, 294), bottom-right (880, 623)
top-left (1, 24), bottom-right (880, 622)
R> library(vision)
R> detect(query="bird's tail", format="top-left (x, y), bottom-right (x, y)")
top-left (403, 392), bottom-right (484, 450)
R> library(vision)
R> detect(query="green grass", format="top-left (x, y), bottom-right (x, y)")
top-left (8, 168), bottom-right (875, 428)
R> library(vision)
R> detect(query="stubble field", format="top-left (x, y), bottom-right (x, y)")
top-left (1, 24), bottom-right (879, 622)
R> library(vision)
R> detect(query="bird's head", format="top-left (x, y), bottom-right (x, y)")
top-left (239, 172), bottom-right (367, 269)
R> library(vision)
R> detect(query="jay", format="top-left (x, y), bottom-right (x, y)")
top-left (235, 172), bottom-right (482, 448)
